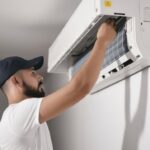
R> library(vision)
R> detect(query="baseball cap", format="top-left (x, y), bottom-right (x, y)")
top-left (0, 56), bottom-right (44, 87)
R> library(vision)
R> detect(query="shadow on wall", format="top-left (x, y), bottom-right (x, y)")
top-left (122, 68), bottom-right (148, 150)
top-left (0, 90), bottom-right (8, 120)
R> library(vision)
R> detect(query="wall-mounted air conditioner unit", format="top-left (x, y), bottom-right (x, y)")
top-left (48, 0), bottom-right (150, 93)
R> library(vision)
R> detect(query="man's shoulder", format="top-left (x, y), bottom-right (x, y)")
top-left (11, 97), bottom-right (43, 108)
top-left (1, 98), bottom-right (42, 121)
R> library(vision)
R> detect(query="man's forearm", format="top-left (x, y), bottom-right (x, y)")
top-left (70, 20), bottom-right (116, 92)
top-left (71, 38), bottom-right (108, 92)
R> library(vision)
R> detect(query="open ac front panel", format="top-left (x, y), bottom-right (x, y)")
top-left (68, 16), bottom-right (144, 94)
top-left (48, 0), bottom-right (150, 94)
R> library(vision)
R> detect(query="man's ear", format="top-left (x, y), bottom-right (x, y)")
top-left (10, 75), bottom-right (23, 88)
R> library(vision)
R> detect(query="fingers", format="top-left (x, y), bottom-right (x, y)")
top-left (105, 18), bottom-right (117, 31)
top-left (97, 18), bottom-right (117, 41)
top-left (105, 18), bottom-right (115, 24)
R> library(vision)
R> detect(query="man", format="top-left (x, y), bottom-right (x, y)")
top-left (0, 19), bottom-right (116, 150)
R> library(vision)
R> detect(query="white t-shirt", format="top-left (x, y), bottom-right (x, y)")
top-left (0, 98), bottom-right (53, 150)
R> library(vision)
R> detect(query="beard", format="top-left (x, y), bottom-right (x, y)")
top-left (22, 80), bottom-right (45, 98)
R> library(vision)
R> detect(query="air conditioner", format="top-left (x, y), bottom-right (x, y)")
top-left (48, 0), bottom-right (150, 94)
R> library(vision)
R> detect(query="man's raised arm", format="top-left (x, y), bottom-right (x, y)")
top-left (39, 20), bottom-right (117, 123)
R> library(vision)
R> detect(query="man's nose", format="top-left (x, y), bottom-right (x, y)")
top-left (38, 74), bottom-right (44, 82)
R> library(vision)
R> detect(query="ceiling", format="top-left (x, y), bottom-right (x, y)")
top-left (0, 0), bottom-right (81, 73)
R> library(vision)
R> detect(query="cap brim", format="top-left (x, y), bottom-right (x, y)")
top-left (27, 56), bottom-right (44, 70)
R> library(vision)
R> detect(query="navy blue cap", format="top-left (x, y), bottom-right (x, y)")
top-left (0, 56), bottom-right (44, 87)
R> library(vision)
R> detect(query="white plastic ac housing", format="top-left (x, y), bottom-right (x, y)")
top-left (48, 0), bottom-right (150, 94)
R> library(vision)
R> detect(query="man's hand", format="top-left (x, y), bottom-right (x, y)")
top-left (97, 19), bottom-right (117, 47)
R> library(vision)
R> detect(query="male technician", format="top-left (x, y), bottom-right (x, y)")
top-left (0, 19), bottom-right (116, 150)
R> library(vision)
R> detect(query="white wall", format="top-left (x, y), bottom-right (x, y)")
top-left (46, 67), bottom-right (150, 150)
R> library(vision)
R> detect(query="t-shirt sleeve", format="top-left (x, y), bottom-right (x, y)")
top-left (9, 98), bottom-right (43, 136)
